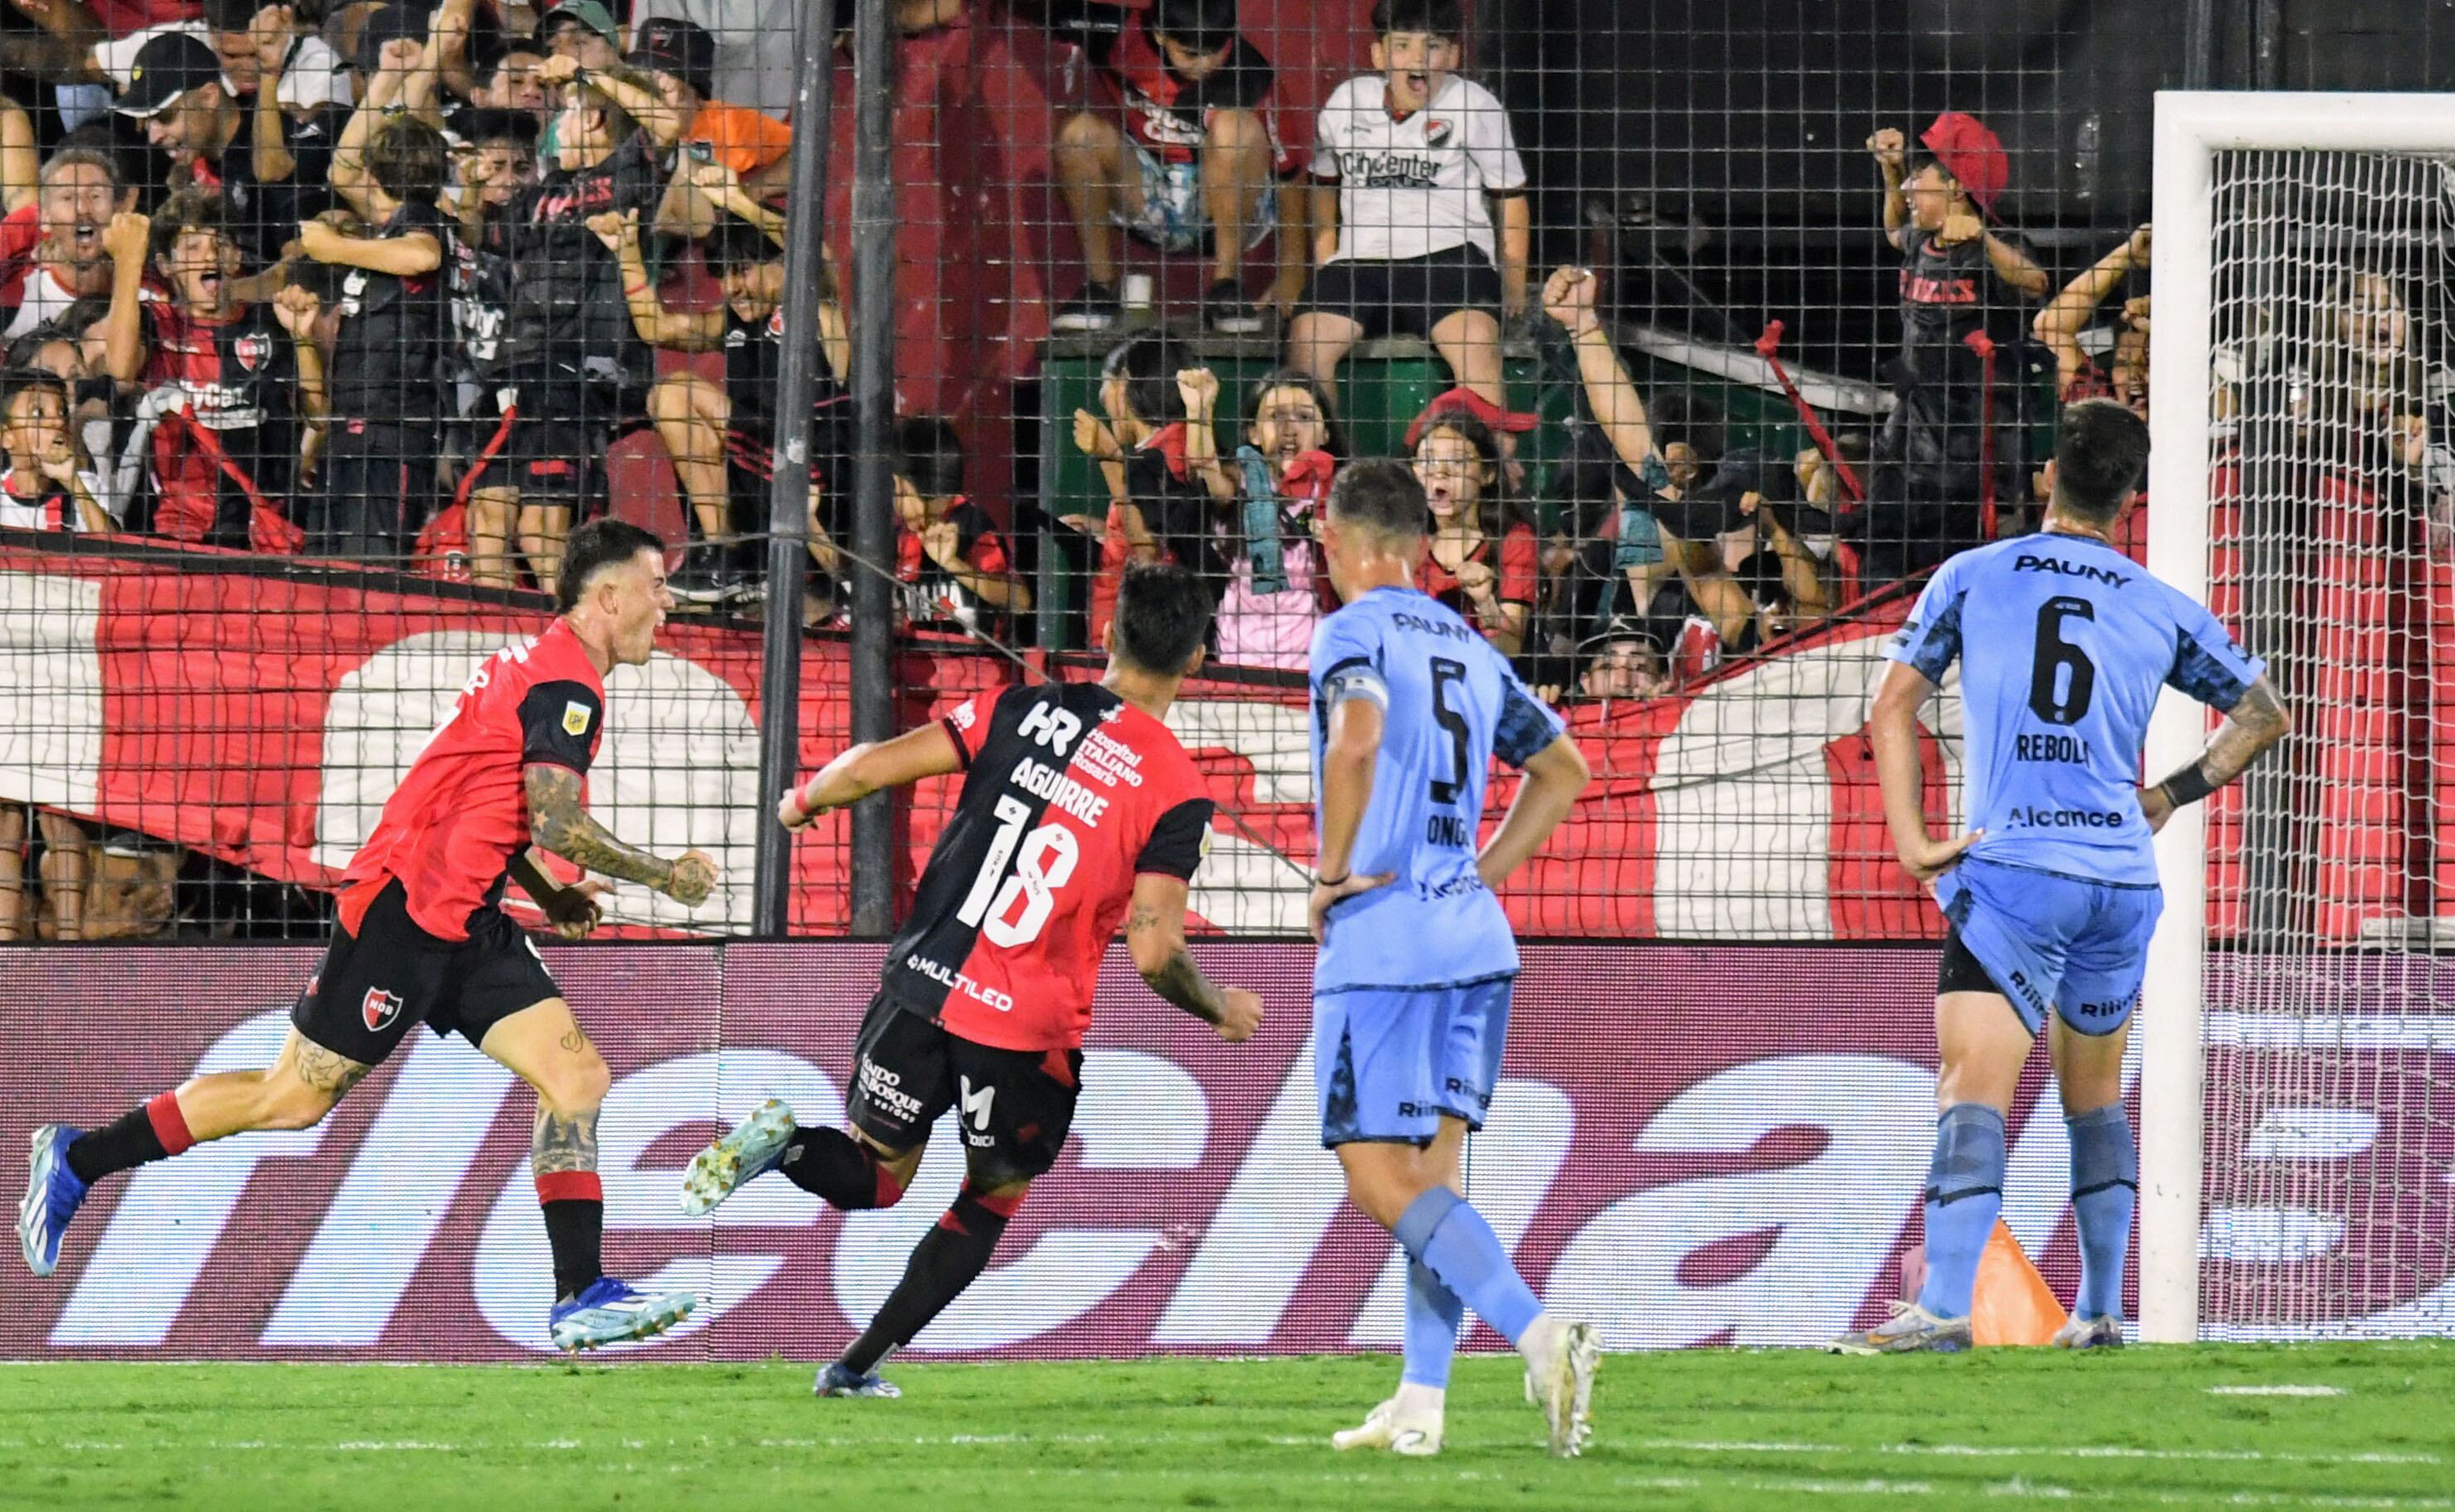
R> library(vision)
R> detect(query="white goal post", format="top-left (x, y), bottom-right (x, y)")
top-left (2143, 91), bottom-right (2455, 1343)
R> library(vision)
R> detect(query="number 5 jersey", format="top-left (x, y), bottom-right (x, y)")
top-left (1887, 529), bottom-right (2264, 886)
top-left (882, 682), bottom-right (1215, 1051)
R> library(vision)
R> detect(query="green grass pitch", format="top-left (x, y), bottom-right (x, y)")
top-left (2, 1345), bottom-right (2448, 1510)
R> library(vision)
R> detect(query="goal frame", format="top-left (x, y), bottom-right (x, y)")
top-left (2142, 90), bottom-right (2455, 1342)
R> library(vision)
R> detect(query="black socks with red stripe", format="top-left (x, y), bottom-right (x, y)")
top-left (65, 1093), bottom-right (194, 1184)
top-left (536, 1171), bottom-right (604, 1303)
top-left (837, 1181), bottom-right (1023, 1375)
top-left (778, 1125), bottom-right (907, 1210)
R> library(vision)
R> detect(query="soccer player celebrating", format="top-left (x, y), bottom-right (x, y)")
top-left (1307, 459), bottom-right (1600, 1458)
top-left (19, 520), bottom-right (718, 1353)
top-left (1830, 400), bottom-right (2289, 1354)
top-left (680, 563), bottom-right (1264, 1398)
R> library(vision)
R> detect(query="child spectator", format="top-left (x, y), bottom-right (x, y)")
top-left (887, 414), bottom-right (1028, 637)
top-left (114, 29), bottom-right (341, 269)
top-left (615, 211), bottom-right (852, 606)
top-left (1288, 0), bottom-right (1528, 423)
top-left (99, 194), bottom-right (318, 548)
top-left (1066, 329), bottom-right (1213, 642)
top-left (1411, 402), bottom-right (1535, 655)
top-left (2035, 224), bottom-right (2151, 413)
top-left (632, 0), bottom-right (800, 121)
top-left (0, 365), bottom-right (111, 531)
top-left (1862, 114), bottom-right (2047, 582)
top-left (0, 147), bottom-right (128, 341)
top-left (1211, 368), bottom-right (1338, 668)
top-left (461, 29), bottom-right (552, 123)
top-left (299, 112), bottom-right (448, 560)
top-left (462, 61), bottom-right (664, 597)
top-left (1050, 0), bottom-right (1291, 336)
top-left (8, 312), bottom-right (147, 525)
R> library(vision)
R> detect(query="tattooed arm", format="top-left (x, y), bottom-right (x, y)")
top-left (2141, 674), bottom-right (2290, 833)
top-left (1124, 873), bottom-right (1263, 1042)
top-left (524, 762), bottom-right (717, 905)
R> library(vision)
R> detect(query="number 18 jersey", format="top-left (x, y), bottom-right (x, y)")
top-left (883, 682), bottom-right (1215, 1052)
top-left (1308, 586), bottom-right (1564, 993)
top-left (1887, 531), bottom-right (2264, 886)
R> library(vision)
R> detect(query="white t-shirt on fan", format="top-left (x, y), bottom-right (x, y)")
top-left (1309, 74), bottom-right (1527, 265)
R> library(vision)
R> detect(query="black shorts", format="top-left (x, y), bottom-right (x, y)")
top-left (491, 412), bottom-right (611, 510)
top-left (843, 989), bottom-right (1081, 1185)
top-left (313, 420), bottom-right (441, 560)
top-left (1938, 920), bottom-right (2013, 1000)
top-left (1294, 244), bottom-right (1504, 341)
top-left (290, 878), bottom-right (563, 1066)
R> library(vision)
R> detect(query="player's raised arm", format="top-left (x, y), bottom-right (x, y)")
top-left (524, 762), bottom-right (717, 906)
top-left (1124, 872), bottom-right (1263, 1041)
top-left (2140, 674), bottom-right (2289, 833)
top-left (777, 722), bottom-right (964, 831)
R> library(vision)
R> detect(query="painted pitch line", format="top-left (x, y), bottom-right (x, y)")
top-left (2207, 1384), bottom-right (2347, 1398)
top-left (1641, 1437), bottom-right (2435, 1467)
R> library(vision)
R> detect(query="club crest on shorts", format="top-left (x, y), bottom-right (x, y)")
top-left (234, 332), bottom-right (273, 373)
top-left (563, 700), bottom-right (592, 737)
top-left (361, 987), bottom-right (404, 1031)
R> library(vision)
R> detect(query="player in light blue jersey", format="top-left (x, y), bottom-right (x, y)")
top-left (1305, 460), bottom-right (1600, 1456)
top-left (1833, 400), bottom-right (2289, 1355)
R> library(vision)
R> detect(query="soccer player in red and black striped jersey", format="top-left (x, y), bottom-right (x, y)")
top-left (682, 562), bottom-right (1264, 1397)
top-left (19, 521), bottom-right (720, 1353)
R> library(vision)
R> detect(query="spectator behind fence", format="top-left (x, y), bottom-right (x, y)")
top-left (458, 26), bottom-right (551, 125)
top-left (0, 802), bottom-right (88, 941)
top-left (1288, 0), bottom-right (1528, 430)
top-left (302, 111), bottom-right (448, 561)
top-left (439, 107), bottom-right (534, 587)
top-left (1410, 399), bottom-right (1535, 656)
top-left (114, 28), bottom-right (340, 269)
top-left (1069, 328), bottom-right (1214, 643)
top-left (463, 56), bottom-right (665, 597)
top-left (1051, 0), bottom-right (1290, 336)
top-left (0, 146), bottom-right (128, 341)
top-left (631, 0), bottom-right (800, 122)
top-left (1212, 368), bottom-right (1339, 669)
top-left (2293, 268), bottom-right (2434, 500)
top-left (11, 307), bottom-right (150, 524)
top-left (0, 365), bottom-right (110, 530)
top-left (99, 194), bottom-right (318, 548)
top-left (1540, 265), bottom-right (1761, 655)
top-left (885, 414), bottom-right (1027, 638)
top-left (197, 0), bottom-right (355, 116)
top-left (1863, 114), bottom-right (2047, 583)
top-left (1539, 613), bottom-right (1670, 707)
top-left (2036, 223), bottom-right (2150, 414)
top-left (631, 17), bottom-right (790, 227)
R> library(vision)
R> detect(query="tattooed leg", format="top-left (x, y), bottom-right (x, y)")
top-left (481, 999), bottom-right (616, 1301)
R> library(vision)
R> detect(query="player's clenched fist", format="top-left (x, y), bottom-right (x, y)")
top-left (1214, 988), bottom-right (1264, 1044)
top-left (662, 848), bottom-right (718, 906)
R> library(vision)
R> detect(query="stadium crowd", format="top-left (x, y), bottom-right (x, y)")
top-left (0, 0), bottom-right (2441, 941)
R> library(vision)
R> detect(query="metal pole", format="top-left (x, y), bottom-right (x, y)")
top-left (2182, 0), bottom-right (2216, 91)
top-left (847, 0), bottom-right (898, 937)
top-left (749, 0), bottom-right (835, 939)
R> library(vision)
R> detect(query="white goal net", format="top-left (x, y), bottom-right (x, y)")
top-left (2148, 96), bottom-right (2455, 1342)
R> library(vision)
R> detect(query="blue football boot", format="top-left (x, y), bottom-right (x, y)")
top-left (548, 1278), bottom-right (698, 1352)
top-left (18, 1124), bottom-right (89, 1278)
top-left (814, 1361), bottom-right (901, 1398)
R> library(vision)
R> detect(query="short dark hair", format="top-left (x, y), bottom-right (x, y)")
top-left (149, 188), bottom-right (230, 265)
top-left (201, 0), bottom-right (262, 31)
top-left (557, 518), bottom-right (665, 612)
top-left (56, 295), bottom-right (111, 338)
top-left (2051, 399), bottom-right (2150, 523)
top-left (458, 107), bottom-right (540, 154)
top-left (1327, 457), bottom-right (1428, 540)
top-left (895, 415), bottom-right (968, 500)
top-left (1370, 0), bottom-right (1463, 40)
top-left (1151, 0), bottom-right (1239, 54)
top-left (1646, 389), bottom-right (1725, 463)
top-left (367, 115), bottom-right (447, 205)
top-left (1099, 329), bottom-right (1188, 427)
top-left (0, 365), bottom-right (66, 412)
top-left (1112, 561), bottom-right (1214, 674)
top-left (703, 215), bottom-right (780, 275)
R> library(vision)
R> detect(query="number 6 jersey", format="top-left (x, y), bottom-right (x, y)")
top-left (1887, 530), bottom-right (2264, 886)
top-left (883, 682), bottom-right (1215, 1051)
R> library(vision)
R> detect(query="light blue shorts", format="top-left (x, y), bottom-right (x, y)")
top-left (1122, 138), bottom-right (1278, 254)
top-left (1935, 857), bottom-right (2163, 1036)
top-left (1313, 976), bottom-right (1514, 1148)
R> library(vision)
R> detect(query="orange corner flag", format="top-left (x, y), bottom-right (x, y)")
top-left (1971, 1220), bottom-right (2070, 1345)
